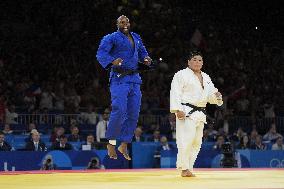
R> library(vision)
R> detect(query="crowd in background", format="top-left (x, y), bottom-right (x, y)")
top-left (0, 0), bottom-right (284, 153)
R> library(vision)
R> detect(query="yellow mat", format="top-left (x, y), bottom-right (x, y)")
top-left (1, 169), bottom-right (284, 189)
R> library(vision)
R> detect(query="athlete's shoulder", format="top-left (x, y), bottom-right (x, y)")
top-left (102, 31), bottom-right (119, 39)
top-left (201, 71), bottom-right (211, 79)
top-left (173, 68), bottom-right (187, 78)
top-left (131, 32), bottom-right (143, 39)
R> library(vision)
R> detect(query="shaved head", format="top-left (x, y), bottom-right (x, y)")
top-left (117, 15), bottom-right (129, 24)
top-left (116, 15), bottom-right (131, 34)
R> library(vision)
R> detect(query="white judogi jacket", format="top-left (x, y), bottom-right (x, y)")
top-left (170, 68), bottom-right (223, 123)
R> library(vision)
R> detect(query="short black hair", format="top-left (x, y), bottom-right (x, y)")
top-left (187, 50), bottom-right (203, 61)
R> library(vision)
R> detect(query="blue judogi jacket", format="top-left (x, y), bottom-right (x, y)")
top-left (96, 31), bottom-right (149, 84)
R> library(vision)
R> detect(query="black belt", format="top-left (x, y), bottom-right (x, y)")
top-left (181, 103), bottom-right (206, 116)
top-left (112, 67), bottom-right (139, 78)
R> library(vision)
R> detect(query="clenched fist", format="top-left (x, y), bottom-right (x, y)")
top-left (176, 110), bottom-right (186, 120)
top-left (143, 56), bottom-right (152, 66)
top-left (215, 92), bottom-right (222, 100)
top-left (112, 58), bottom-right (123, 66)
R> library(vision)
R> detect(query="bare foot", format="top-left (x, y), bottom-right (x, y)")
top-left (107, 144), bottom-right (117, 159)
top-left (181, 169), bottom-right (196, 177)
top-left (118, 142), bottom-right (131, 160)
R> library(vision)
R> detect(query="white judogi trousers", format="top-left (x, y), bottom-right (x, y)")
top-left (176, 118), bottom-right (204, 171)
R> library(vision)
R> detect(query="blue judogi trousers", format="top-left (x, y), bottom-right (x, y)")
top-left (106, 82), bottom-right (141, 143)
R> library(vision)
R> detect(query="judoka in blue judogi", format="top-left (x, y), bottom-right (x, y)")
top-left (96, 15), bottom-right (152, 160)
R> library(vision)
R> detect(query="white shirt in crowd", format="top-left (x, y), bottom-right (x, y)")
top-left (5, 109), bottom-right (18, 124)
top-left (80, 112), bottom-right (99, 125)
top-left (272, 143), bottom-right (284, 150)
top-left (96, 120), bottom-right (108, 142)
top-left (40, 92), bottom-right (54, 110)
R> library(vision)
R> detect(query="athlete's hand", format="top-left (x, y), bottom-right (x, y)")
top-left (215, 92), bottom-right (222, 100)
top-left (112, 58), bottom-right (123, 66)
top-left (143, 56), bottom-right (152, 66)
top-left (176, 110), bottom-right (186, 120)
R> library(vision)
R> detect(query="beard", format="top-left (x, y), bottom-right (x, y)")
top-left (119, 27), bottom-right (130, 34)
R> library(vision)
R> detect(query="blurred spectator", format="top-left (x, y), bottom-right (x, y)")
top-left (153, 136), bottom-right (176, 168)
top-left (25, 131), bottom-right (47, 151)
top-left (263, 123), bottom-right (282, 142)
top-left (237, 135), bottom-right (251, 150)
top-left (250, 135), bottom-right (266, 150)
top-left (146, 123), bottom-right (160, 135)
top-left (271, 137), bottom-right (284, 150)
top-left (160, 114), bottom-right (176, 141)
top-left (25, 128), bottom-right (39, 142)
top-left (25, 123), bottom-right (37, 135)
top-left (81, 134), bottom-right (97, 150)
top-left (157, 136), bottom-right (175, 151)
top-left (80, 104), bottom-right (99, 124)
top-left (51, 135), bottom-right (73, 151)
top-left (50, 126), bottom-right (65, 143)
top-left (64, 89), bottom-right (81, 113)
top-left (68, 126), bottom-right (82, 142)
top-left (207, 123), bottom-right (218, 141)
top-left (0, 131), bottom-right (12, 151)
top-left (2, 123), bottom-right (13, 134)
top-left (39, 85), bottom-right (55, 110)
top-left (250, 129), bottom-right (259, 145)
top-left (202, 129), bottom-right (210, 142)
top-left (213, 135), bottom-right (225, 150)
top-left (132, 127), bottom-right (145, 142)
top-left (5, 105), bottom-right (18, 124)
top-left (263, 103), bottom-right (275, 118)
top-left (231, 127), bottom-right (247, 142)
top-left (148, 130), bottom-right (161, 142)
top-left (96, 108), bottom-right (110, 142)
top-left (54, 89), bottom-right (65, 111)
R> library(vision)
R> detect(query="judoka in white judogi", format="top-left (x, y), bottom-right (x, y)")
top-left (170, 51), bottom-right (223, 177)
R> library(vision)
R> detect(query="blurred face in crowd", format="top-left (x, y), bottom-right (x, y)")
top-left (237, 127), bottom-right (244, 136)
top-left (250, 129), bottom-right (258, 138)
top-left (134, 127), bottom-right (143, 137)
top-left (160, 136), bottom-right (168, 145)
top-left (32, 132), bottom-right (40, 142)
top-left (56, 127), bottom-right (65, 136)
top-left (243, 135), bottom-right (249, 144)
top-left (203, 129), bottom-right (209, 137)
top-left (103, 109), bottom-right (110, 120)
top-left (87, 135), bottom-right (94, 143)
top-left (270, 124), bottom-right (276, 133)
top-left (153, 130), bottom-right (160, 138)
top-left (0, 134), bottom-right (4, 143)
top-left (188, 55), bottom-right (203, 72)
top-left (276, 137), bottom-right (283, 146)
top-left (255, 135), bottom-right (262, 144)
top-left (72, 127), bottom-right (79, 135)
top-left (4, 124), bottom-right (11, 131)
top-left (117, 15), bottom-right (130, 34)
top-left (217, 136), bottom-right (224, 145)
top-left (60, 137), bottom-right (67, 145)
